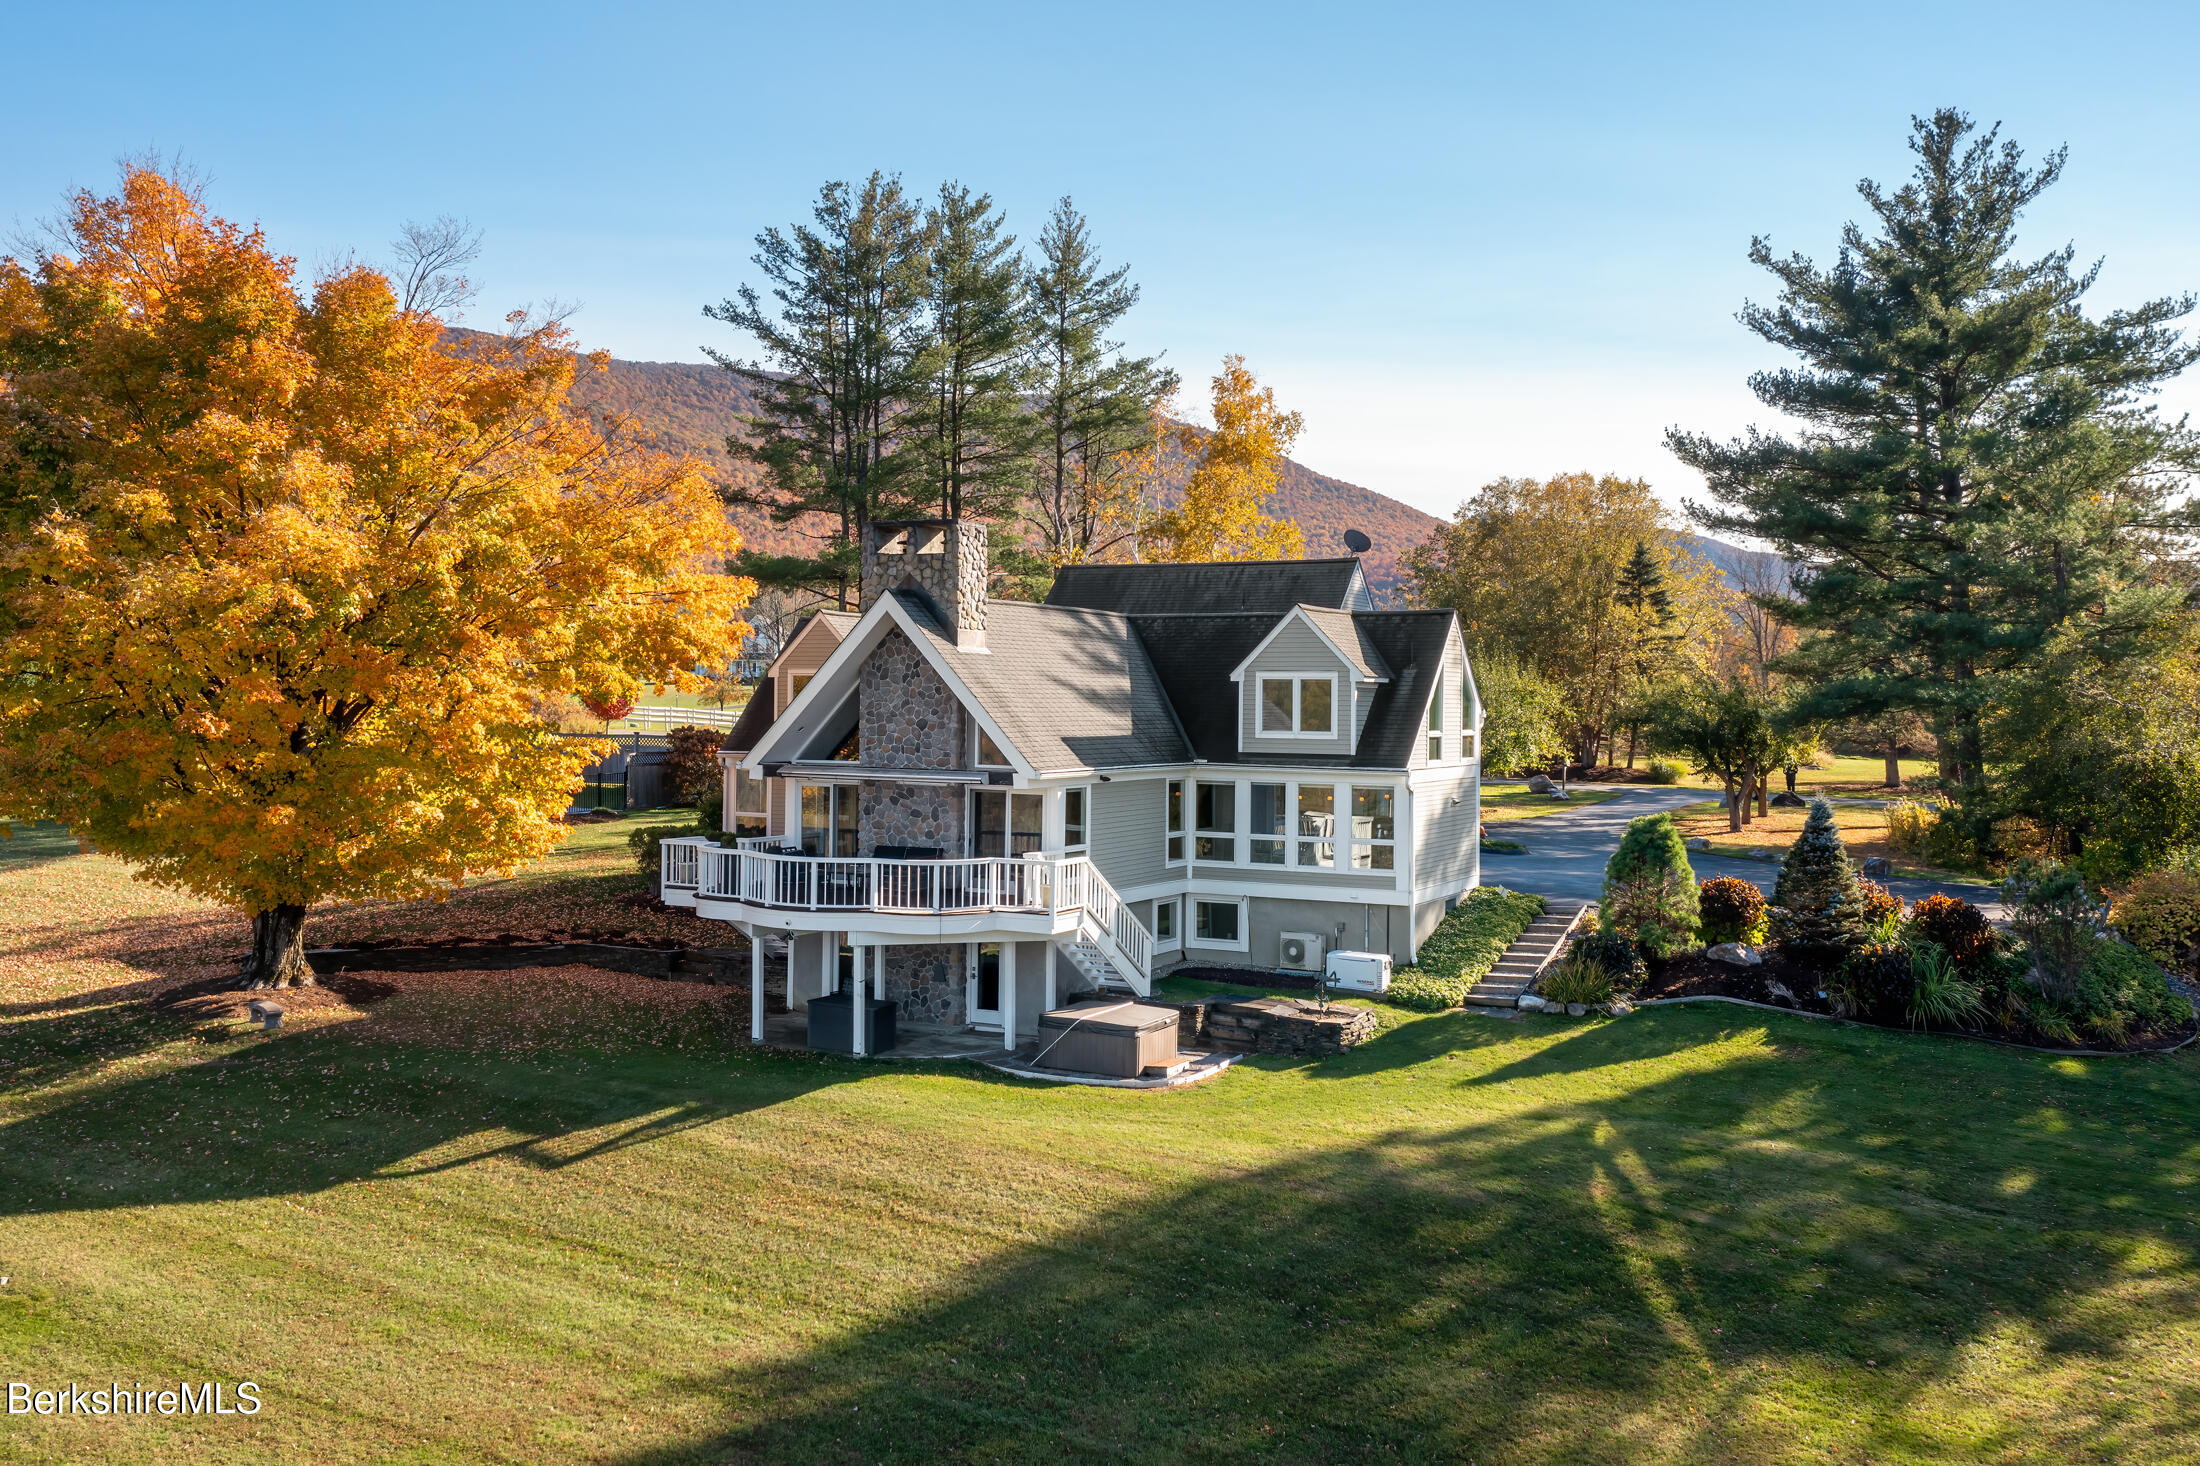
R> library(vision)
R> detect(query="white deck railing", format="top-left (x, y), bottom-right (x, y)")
top-left (660, 838), bottom-right (1150, 984)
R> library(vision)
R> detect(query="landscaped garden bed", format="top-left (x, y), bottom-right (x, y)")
top-left (1384, 886), bottom-right (1547, 1011)
top-left (1551, 800), bottom-right (2196, 1054)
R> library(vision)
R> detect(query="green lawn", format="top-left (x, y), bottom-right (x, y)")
top-left (1480, 784), bottom-right (1626, 822)
top-left (4, 853), bottom-right (2198, 1462)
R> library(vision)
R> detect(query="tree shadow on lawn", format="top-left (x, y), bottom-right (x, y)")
top-left (0, 1001), bottom-right (865, 1218)
top-left (615, 1033), bottom-right (2200, 1465)
top-left (0, 822), bottom-right (90, 872)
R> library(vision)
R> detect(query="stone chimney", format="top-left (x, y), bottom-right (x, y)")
top-left (860, 519), bottom-right (988, 647)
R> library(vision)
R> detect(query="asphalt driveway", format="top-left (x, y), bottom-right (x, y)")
top-left (1478, 785), bottom-right (2004, 913)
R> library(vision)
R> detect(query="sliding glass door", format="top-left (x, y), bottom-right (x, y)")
top-left (799, 784), bottom-right (859, 856)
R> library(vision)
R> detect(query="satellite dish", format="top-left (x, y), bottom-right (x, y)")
top-left (1343, 528), bottom-right (1372, 554)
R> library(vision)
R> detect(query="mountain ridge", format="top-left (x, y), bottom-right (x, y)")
top-left (563, 349), bottom-right (1775, 601)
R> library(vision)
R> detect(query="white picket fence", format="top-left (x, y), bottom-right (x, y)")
top-left (622, 705), bottom-right (743, 731)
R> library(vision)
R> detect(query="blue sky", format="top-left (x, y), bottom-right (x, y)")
top-left (10, 1), bottom-right (2199, 525)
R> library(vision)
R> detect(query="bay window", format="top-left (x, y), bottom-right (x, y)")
top-left (1249, 782), bottom-right (1287, 864)
top-left (1194, 781), bottom-right (1236, 862)
top-left (1297, 784), bottom-right (1336, 867)
top-left (1351, 786), bottom-right (1396, 870)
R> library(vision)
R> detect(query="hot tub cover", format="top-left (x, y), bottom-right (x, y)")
top-left (1038, 1000), bottom-right (1179, 1036)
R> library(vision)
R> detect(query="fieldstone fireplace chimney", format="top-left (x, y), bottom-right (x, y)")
top-left (860, 519), bottom-right (989, 648)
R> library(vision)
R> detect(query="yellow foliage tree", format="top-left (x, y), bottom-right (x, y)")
top-left (1404, 472), bottom-right (1725, 766)
top-left (0, 167), bottom-right (751, 985)
top-left (1144, 355), bottom-right (1306, 562)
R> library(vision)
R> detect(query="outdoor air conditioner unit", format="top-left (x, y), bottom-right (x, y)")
top-left (1326, 950), bottom-right (1393, 993)
top-left (1277, 931), bottom-right (1324, 972)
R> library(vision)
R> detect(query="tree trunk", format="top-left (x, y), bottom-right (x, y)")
top-left (1626, 724), bottom-right (1638, 769)
top-left (1725, 779), bottom-right (1742, 833)
top-left (1757, 775), bottom-right (1770, 818)
top-left (240, 904), bottom-right (312, 989)
top-left (1884, 748), bottom-right (1900, 788)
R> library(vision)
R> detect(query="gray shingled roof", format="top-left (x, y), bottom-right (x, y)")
top-left (1046, 558), bottom-right (1367, 615)
top-left (1297, 605), bottom-right (1392, 682)
top-left (1130, 608), bottom-right (1455, 768)
top-left (892, 592), bottom-right (1190, 773)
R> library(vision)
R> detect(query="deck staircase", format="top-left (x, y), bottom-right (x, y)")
top-left (1057, 933), bottom-right (1142, 998)
top-left (1463, 899), bottom-right (1591, 1008)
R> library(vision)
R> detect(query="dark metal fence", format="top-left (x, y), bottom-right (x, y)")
top-left (563, 731), bottom-right (673, 812)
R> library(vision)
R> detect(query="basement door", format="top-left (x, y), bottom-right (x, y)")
top-left (966, 941), bottom-right (1003, 1031)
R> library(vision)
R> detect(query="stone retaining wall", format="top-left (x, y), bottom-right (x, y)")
top-left (1148, 995), bottom-right (1375, 1056)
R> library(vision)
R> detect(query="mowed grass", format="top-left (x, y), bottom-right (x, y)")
top-left (1669, 797), bottom-right (1973, 882)
top-left (3, 852), bottom-right (2199, 1463)
top-left (1479, 785), bottom-right (1626, 823)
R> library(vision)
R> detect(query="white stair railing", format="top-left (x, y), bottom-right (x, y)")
top-left (1058, 857), bottom-right (1151, 995)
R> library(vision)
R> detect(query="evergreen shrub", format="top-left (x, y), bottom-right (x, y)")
top-left (1602, 814), bottom-right (1699, 956)
top-left (1828, 941), bottom-right (1913, 1023)
top-left (2002, 859), bottom-right (2110, 1006)
top-left (1770, 798), bottom-right (1870, 967)
top-left (1569, 929), bottom-right (1648, 990)
top-left (1697, 876), bottom-right (1767, 946)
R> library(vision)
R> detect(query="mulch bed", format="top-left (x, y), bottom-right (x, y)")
top-left (1635, 949), bottom-right (1834, 1014)
top-left (1167, 965), bottom-right (1324, 992)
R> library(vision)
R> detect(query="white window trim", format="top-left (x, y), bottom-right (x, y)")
top-left (1060, 784), bottom-right (1091, 855)
top-left (1192, 777), bottom-right (1239, 863)
top-left (1254, 673), bottom-right (1340, 739)
top-left (1189, 895), bottom-right (1249, 952)
top-left (1349, 783), bottom-right (1400, 872)
top-left (1164, 778), bottom-right (1186, 867)
top-left (1153, 897), bottom-right (1182, 951)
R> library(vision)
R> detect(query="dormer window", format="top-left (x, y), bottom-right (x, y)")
top-left (1258, 675), bottom-right (1335, 736)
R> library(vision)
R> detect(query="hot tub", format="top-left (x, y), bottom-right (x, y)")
top-left (1035, 1000), bottom-right (1182, 1078)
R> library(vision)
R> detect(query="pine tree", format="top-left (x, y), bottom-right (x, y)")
top-left (1771, 798), bottom-right (1869, 965)
top-left (1670, 110), bottom-right (2200, 846)
top-left (1615, 539), bottom-right (1678, 766)
top-left (705, 173), bottom-right (932, 605)
top-left (1024, 198), bottom-right (1177, 566)
top-left (907, 182), bottom-right (1032, 522)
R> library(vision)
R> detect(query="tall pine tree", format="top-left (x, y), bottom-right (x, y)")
top-left (706, 173), bottom-right (931, 605)
top-left (1671, 111), bottom-right (2199, 843)
top-left (907, 182), bottom-right (1032, 522)
top-left (1024, 198), bottom-right (1176, 566)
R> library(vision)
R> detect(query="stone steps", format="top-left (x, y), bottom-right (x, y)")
top-left (1464, 898), bottom-right (1590, 1009)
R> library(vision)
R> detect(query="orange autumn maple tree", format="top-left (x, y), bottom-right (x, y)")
top-left (0, 167), bottom-right (751, 986)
